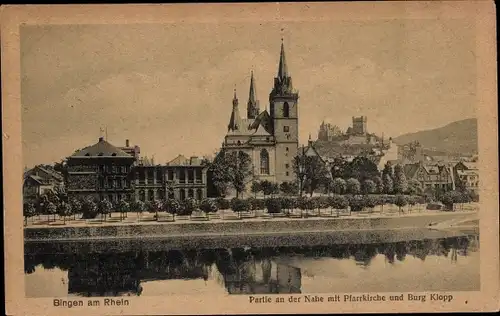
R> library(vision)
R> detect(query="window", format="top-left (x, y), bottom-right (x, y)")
top-left (283, 126), bottom-right (289, 132)
top-left (283, 102), bottom-right (290, 117)
top-left (260, 149), bottom-right (270, 175)
top-left (197, 189), bottom-right (203, 200)
top-left (188, 189), bottom-right (194, 198)
top-left (286, 147), bottom-right (289, 152)
top-left (285, 163), bottom-right (289, 169)
top-left (286, 172), bottom-right (289, 176)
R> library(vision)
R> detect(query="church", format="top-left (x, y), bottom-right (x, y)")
top-left (221, 40), bottom-right (299, 188)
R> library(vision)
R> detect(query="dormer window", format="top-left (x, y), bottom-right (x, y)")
top-left (111, 153), bottom-right (117, 156)
top-left (85, 153), bottom-right (90, 156)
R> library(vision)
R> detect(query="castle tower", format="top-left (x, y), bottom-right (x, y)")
top-left (352, 116), bottom-right (367, 135)
top-left (227, 89), bottom-right (242, 132)
top-left (269, 39), bottom-right (299, 183)
top-left (247, 71), bottom-right (260, 119)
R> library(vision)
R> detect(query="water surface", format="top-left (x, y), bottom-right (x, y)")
top-left (24, 235), bottom-right (479, 297)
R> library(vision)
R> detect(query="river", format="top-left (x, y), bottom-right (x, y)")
top-left (24, 234), bottom-right (479, 297)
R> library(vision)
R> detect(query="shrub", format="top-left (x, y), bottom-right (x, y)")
top-left (330, 195), bottom-right (349, 210)
top-left (364, 195), bottom-right (377, 209)
top-left (182, 198), bottom-right (199, 216)
top-left (215, 197), bottom-right (231, 210)
top-left (280, 197), bottom-right (296, 213)
top-left (230, 198), bottom-right (251, 213)
top-left (199, 198), bottom-right (218, 213)
top-left (81, 198), bottom-right (98, 219)
top-left (163, 198), bottom-right (182, 215)
top-left (394, 195), bottom-right (408, 212)
top-left (247, 197), bottom-right (265, 211)
top-left (265, 198), bottom-right (283, 213)
top-left (348, 195), bottom-right (365, 212)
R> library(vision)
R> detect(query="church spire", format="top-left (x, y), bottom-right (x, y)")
top-left (247, 70), bottom-right (260, 119)
top-left (272, 38), bottom-right (294, 95)
top-left (228, 88), bottom-right (242, 132)
top-left (278, 38), bottom-right (288, 79)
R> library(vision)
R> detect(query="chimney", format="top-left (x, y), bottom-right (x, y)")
top-left (99, 137), bottom-right (104, 142)
top-left (126, 139), bottom-right (130, 147)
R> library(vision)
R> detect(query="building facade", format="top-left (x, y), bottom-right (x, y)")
top-left (222, 40), bottom-right (299, 188)
top-left (134, 155), bottom-right (208, 202)
top-left (403, 161), bottom-right (455, 192)
top-left (65, 137), bottom-right (136, 202)
top-left (23, 166), bottom-right (64, 202)
top-left (454, 161), bottom-right (479, 193)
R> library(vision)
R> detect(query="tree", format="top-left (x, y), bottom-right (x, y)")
top-left (230, 198), bottom-right (251, 217)
top-left (98, 199), bottom-right (113, 222)
top-left (329, 157), bottom-right (348, 179)
top-left (382, 162), bottom-right (394, 181)
top-left (328, 195), bottom-right (349, 217)
top-left (211, 151), bottom-right (253, 198)
top-left (265, 198), bottom-right (282, 214)
top-left (408, 179), bottom-right (423, 195)
top-left (207, 152), bottom-right (232, 197)
top-left (183, 197), bottom-right (199, 216)
top-left (373, 176), bottom-right (384, 194)
top-left (280, 181), bottom-right (299, 196)
top-left (362, 179), bottom-right (376, 195)
top-left (250, 181), bottom-right (262, 198)
top-left (330, 178), bottom-right (346, 195)
top-left (280, 197), bottom-right (296, 215)
top-left (200, 198), bottom-right (218, 214)
top-left (81, 197), bottom-right (98, 219)
top-left (344, 156), bottom-right (380, 182)
top-left (383, 174), bottom-right (394, 194)
top-left (163, 198), bottom-right (182, 219)
top-left (130, 200), bottom-right (146, 220)
top-left (260, 180), bottom-right (274, 197)
top-left (394, 195), bottom-right (408, 214)
top-left (364, 195), bottom-right (377, 212)
top-left (23, 202), bottom-right (36, 226)
top-left (149, 199), bottom-right (164, 219)
top-left (43, 200), bottom-right (57, 222)
top-left (57, 201), bottom-right (72, 224)
top-left (346, 178), bottom-right (361, 194)
top-left (293, 155), bottom-right (329, 197)
top-left (348, 195), bottom-right (365, 213)
top-left (69, 198), bottom-right (82, 220)
top-left (116, 199), bottom-right (130, 221)
top-left (270, 182), bottom-right (280, 197)
top-left (393, 164), bottom-right (408, 194)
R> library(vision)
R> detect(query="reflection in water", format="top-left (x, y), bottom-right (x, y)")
top-left (24, 235), bottom-right (479, 297)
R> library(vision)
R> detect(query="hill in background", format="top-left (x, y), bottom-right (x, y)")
top-left (393, 118), bottom-right (478, 155)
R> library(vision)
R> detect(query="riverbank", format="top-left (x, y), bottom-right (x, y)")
top-left (24, 211), bottom-right (478, 249)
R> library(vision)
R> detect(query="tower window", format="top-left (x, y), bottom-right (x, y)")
top-left (285, 163), bottom-right (289, 169)
top-left (286, 147), bottom-right (289, 152)
top-left (283, 126), bottom-right (289, 132)
top-left (260, 149), bottom-right (270, 175)
top-left (283, 102), bottom-right (290, 118)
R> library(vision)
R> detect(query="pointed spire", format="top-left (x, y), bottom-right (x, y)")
top-left (247, 70), bottom-right (259, 119)
top-left (278, 38), bottom-right (288, 79)
top-left (228, 88), bottom-right (242, 132)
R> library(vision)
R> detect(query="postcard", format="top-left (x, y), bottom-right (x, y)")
top-left (2, 2), bottom-right (498, 315)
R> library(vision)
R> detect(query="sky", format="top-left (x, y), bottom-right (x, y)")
top-left (21, 19), bottom-right (477, 168)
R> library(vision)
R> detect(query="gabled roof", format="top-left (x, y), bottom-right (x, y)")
top-left (403, 163), bottom-right (421, 179)
top-left (166, 154), bottom-right (204, 167)
top-left (70, 137), bottom-right (133, 158)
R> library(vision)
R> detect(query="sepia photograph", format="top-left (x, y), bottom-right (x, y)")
top-left (2, 2), bottom-right (498, 315)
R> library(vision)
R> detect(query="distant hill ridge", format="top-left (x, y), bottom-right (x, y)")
top-left (393, 118), bottom-right (478, 155)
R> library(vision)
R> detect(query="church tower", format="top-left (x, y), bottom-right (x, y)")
top-left (269, 39), bottom-right (299, 183)
top-left (247, 71), bottom-right (260, 119)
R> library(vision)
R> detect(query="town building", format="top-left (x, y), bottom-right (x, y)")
top-left (317, 122), bottom-right (343, 141)
top-left (221, 40), bottom-right (299, 190)
top-left (453, 161), bottom-right (479, 193)
top-left (134, 155), bottom-right (208, 202)
top-left (65, 137), bottom-right (136, 202)
top-left (403, 161), bottom-right (455, 192)
top-left (118, 139), bottom-right (141, 163)
top-left (23, 165), bottom-right (64, 202)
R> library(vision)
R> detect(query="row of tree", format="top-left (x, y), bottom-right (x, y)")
top-left (207, 149), bottom-right (433, 199)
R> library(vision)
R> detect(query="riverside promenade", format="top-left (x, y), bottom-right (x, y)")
top-left (24, 205), bottom-right (479, 250)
